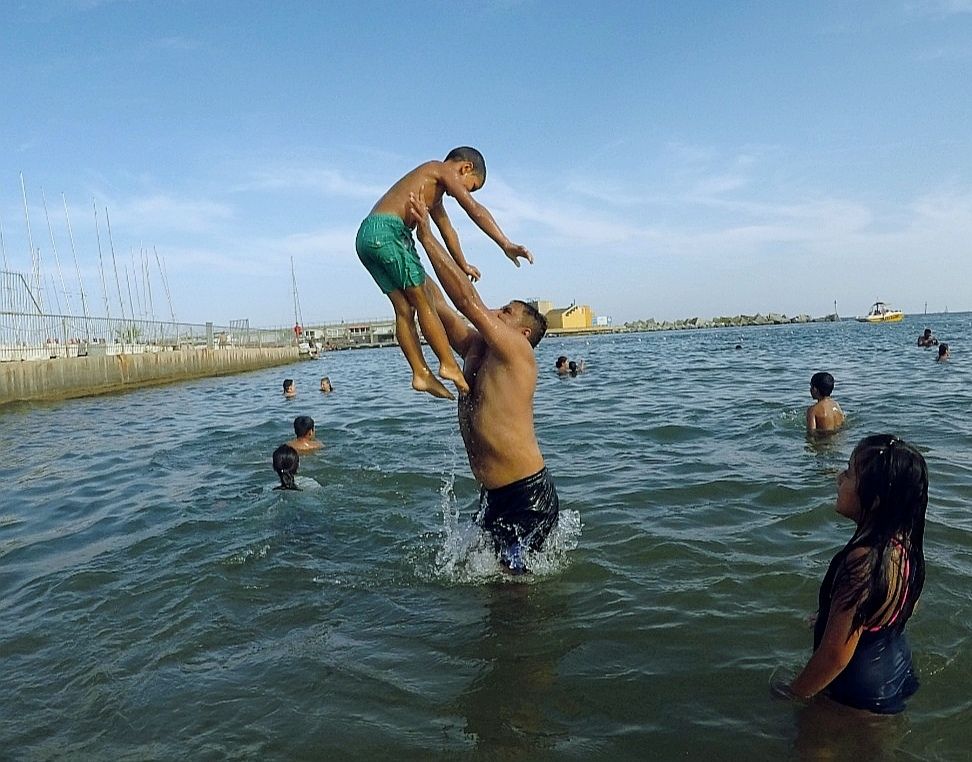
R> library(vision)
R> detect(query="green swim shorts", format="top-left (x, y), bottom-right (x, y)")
top-left (356, 214), bottom-right (427, 294)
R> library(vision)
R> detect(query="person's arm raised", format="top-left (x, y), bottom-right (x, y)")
top-left (440, 170), bottom-right (533, 268)
top-left (411, 194), bottom-right (528, 360)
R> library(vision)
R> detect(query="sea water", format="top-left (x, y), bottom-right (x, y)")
top-left (1, 314), bottom-right (970, 759)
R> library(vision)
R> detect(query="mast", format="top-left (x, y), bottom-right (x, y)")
top-left (0, 211), bottom-right (8, 271)
top-left (153, 246), bottom-right (176, 323)
top-left (93, 201), bottom-right (111, 320)
top-left (41, 189), bottom-right (68, 315)
top-left (63, 194), bottom-right (91, 331)
top-left (20, 172), bottom-right (41, 309)
top-left (142, 247), bottom-right (154, 321)
top-left (291, 256), bottom-right (303, 327)
top-left (130, 247), bottom-right (144, 318)
top-left (104, 207), bottom-right (127, 321)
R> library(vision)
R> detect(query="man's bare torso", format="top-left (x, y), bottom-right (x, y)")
top-left (458, 337), bottom-right (544, 490)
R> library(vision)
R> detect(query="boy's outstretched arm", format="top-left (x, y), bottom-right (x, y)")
top-left (440, 171), bottom-right (534, 267)
top-left (429, 203), bottom-right (481, 281)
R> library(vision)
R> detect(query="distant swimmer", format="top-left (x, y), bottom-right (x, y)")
top-left (555, 355), bottom-right (569, 375)
top-left (917, 328), bottom-right (938, 347)
top-left (806, 372), bottom-right (845, 433)
top-left (320, 376), bottom-right (333, 393)
top-left (272, 444), bottom-right (301, 490)
top-left (287, 415), bottom-right (322, 453)
top-left (567, 360), bottom-right (585, 377)
top-left (411, 193), bottom-right (558, 575)
top-left (355, 146), bottom-right (532, 400)
top-left (283, 378), bottom-right (296, 398)
top-left (787, 435), bottom-right (927, 713)
top-left (937, 343), bottom-right (950, 362)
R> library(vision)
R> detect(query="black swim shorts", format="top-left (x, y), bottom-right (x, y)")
top-left (475, 467), bottom-right (560, 574)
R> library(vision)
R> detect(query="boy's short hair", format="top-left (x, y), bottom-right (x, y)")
top-left (512, 300), bottom-right (547, 348)
top-left (283, 378), bottom-right (294, 390)
top-left (293, 415), bottom-right (315, 437)
top-left (810, 371), bottom-right (835, 396)
top-left (445, 146), bottom-right (486, 183)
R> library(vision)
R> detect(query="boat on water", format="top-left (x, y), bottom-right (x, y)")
top-left (857, 301), bottom-right (905, 323)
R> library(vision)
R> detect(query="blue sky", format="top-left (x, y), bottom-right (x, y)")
top-left (2, 0), bottom-right (971, 326)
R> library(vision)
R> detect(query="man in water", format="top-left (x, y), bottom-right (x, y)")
top-left (408, 194), bottom-right (559, 574)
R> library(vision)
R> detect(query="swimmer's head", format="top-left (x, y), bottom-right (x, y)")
top-left (810, 371), bottom-right (835, 398)
top-left (283, 378), bottom-right (295, 394)
top-left (555, 356), bottom-right (568, 369)
top-left (568, 361), bottom-right (578, 376)
top-left (938, 343), bottom-right (949, 359)
top-left (508, 300), bottom-right (547, 347)
top-left (272, 444), bottom-right (300, 490)
top-left (320, 376), bottom-right (333, 392)
top-left (840, 434), bottom-right (927, 628)
top-left (445, 146), bottom-right (486, 191)
top-left (923, 328), bottom-right (933, 337)
top-left (293, 415), bottom-right (315, 438)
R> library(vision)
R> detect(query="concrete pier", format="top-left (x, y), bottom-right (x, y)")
top-left (0, 346), bottom-right (302, 405)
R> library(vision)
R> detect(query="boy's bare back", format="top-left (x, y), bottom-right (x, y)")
top-left (371, 162), bottom-right (457, 225)
top-left (807, 399), bottom-right (845, 432)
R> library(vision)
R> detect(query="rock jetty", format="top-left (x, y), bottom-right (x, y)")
top-left (623, 312), bottom-right (838, 332)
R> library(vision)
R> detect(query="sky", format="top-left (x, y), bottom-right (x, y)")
top-left (2, 0), bottom-right (972, 327)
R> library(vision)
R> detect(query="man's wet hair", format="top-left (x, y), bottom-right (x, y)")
top-left (512, 300), bottom-right (547, 347)
top-left (283, 378), bottom-right (294, 391)
top-left (293, 415), bottom-right (315, 437)
top-left (810, 371), bottom-right (835, 396)
top-left (555, 355), bottom-right (568, 368)
top-left (445, 146), bottom-right (486, 183)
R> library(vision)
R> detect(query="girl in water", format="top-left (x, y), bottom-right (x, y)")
top-left (789, 434), bottom-right (927, 713)
top-left (272, 444), bottom-right (301, 490)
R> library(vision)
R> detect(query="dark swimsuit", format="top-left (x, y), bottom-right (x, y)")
top-left (812, 541), bottom-right (919, 714)
top-left (475, 467), bottom-right (560, 574)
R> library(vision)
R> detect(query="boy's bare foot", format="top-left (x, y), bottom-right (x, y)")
top-left (439, 364), bottom-right (470, 395)
top-left (413, 371), bottom-right (455, 400)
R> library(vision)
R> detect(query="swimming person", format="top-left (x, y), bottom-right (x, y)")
top-left (287, 415), bottom-right (322, 453)
top-left (320, 376), bottom-right (333, 393)
top-left (410, 193), bottom-right (558, 575)
top-left (937, 343), bottom-right (950, 362)
top-left (789, 435), bottom-right (927, 713)
top-left (555, 356), bottom-right (569, 375)
top-left (917, 328), bottom-right (938, 347)
top-left (283, 378), bottom-right (296, 398)
top-left (272, 444), bottom-right (301, 490)
top-left (806, 372), bottom-right (845, 433)
top-left (355, 147), bottom-right (533, 400)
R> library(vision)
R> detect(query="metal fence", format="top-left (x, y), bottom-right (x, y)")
top-left (1, 270), bottom-right (293, 362)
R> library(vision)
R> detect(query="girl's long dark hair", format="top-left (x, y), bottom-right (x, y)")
top-left (833, 435), bottom-right (927, 633)
top-left (272, 444), bottom-right (300, 490)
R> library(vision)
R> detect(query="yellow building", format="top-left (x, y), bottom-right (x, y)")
top-left (545, 303), bottom-right (593, 330)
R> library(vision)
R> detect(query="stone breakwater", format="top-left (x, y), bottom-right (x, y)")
top-left (0, 346), bottom-right (301, 405)
top-left (623, 312), bottom-right (838, 332)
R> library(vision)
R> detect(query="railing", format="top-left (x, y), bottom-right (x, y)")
top-left (0, 311), bottom-right (294, 362)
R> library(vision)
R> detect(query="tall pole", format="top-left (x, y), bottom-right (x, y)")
top-left (0, 212), bottom-right (7, 271)
top-left (20, 172), bottom-right (41, 309)
top-left (104, 207), bottom-right (127, 321)
top-left (63, 195), bottom-right (91, 330)
top-left (93, 201), bottom-right (111, 320)
top-left (41, 189), bottom-right (68, 315)
top-left (153, 246), bottom-right (176, 323)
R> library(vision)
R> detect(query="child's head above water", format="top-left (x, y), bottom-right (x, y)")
top-left (810, 371), bottom-right (835, 398)
top-left (445, 146), bottom-right (486, 191)
top-left (293, 415), bottom-right (315, 438)
top-left (938, 343), bottom-right (950, 359)
top-left (283, 378), bottom-right (295, 396)
top-left (842, 434), bottom-right (927, 540)
top-left (272, 444), bottom-right (300, 490)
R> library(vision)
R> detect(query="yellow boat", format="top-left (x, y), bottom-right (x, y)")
top-left (857, 301), bottom-right (905, 323)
